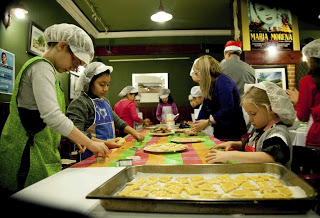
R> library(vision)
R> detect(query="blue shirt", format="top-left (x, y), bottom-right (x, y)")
top-left (197, 74), bottom-right (246, 140)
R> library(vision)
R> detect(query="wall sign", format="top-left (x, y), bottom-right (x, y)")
top-left (0, 48), bottom-right (14, 95)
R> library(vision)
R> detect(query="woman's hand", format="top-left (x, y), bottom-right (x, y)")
top-left (143, 118), bottom-right (150, 127)
top-left (205, 149), bottom-right (232, 163)
top-left (104, 138), bottom-right (122, 149)
top-left (191, 119), bottom-right (209, 132)
top-left (286, 88), bottom-right (299, 106)
top-left (86, 141), bottom-right (109, 159)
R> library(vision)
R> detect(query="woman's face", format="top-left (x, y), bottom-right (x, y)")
top-left (254, 3), bottom-right (277, 25)
top-left (191, 70), bottom-right (200, 83)
top-left (161, 97), bottom-right (168, 103)
top-left (90, 74), bottom-right (111, 98)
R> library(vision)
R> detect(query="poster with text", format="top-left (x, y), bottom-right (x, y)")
top-left (0, 48), bottom-right (14, 95)
top-left (247, 0), bottom-right (293, 50)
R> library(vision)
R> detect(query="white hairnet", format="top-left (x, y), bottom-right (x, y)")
top-left (244, 81), bottom-right (296, 126)
top-left (44, 23), bottom-right (94, 65)
top-left (190, 86), bottom-right (202, 97)
top-left (119, 86), bottom-right (138, 98)
top-left (189, 58), bottom-right (199, 76)
top-left (302, 38), bottom-right (320, 58)
top-left (159, 89), bottom-right (170, 99)
top-left (135, 93), bottom-right (141, 100)
top-left (75, 62), bottom-right (113, 93)
top-left (188, 95), bottom-right (193, 101)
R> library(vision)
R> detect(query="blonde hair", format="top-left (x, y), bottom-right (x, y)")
top-left (241, 87), bottom-right (271, 112)
top-left (193, 55), bottom-right (223, 100)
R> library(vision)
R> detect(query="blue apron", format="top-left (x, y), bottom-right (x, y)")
top-left (81, 98), bottom-right (115, 160)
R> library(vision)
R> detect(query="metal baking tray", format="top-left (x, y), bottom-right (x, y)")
top-left (86, 163), bottom-right (317, 214)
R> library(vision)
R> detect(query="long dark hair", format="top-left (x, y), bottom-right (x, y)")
top-left (159, 94), bottom-right (174, 104)
top-left (88, 70), bottom-right (111, 95)
top-left (308, 57), bottom-right (320, 89)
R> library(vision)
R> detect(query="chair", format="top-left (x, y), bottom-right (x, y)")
top-left (291, 145), bottom-right (320, 214)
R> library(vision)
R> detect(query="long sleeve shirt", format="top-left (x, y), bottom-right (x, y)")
top-left (156, 102), bottom-right (178, 122)
top-left (17, 61), bottom-right (73, 136)
top-left (296, 74), bottom-right (320, 146)
top-left (114, 99), bottom-right (141, 128)
top-left (197, 74), bottom-right (247, 140)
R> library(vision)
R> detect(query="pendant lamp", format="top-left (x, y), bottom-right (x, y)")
top-left (151, 0), bottom-right (172, 23)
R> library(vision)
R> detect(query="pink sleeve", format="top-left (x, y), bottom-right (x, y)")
top-left (129, 101), bottom-right (141, 122)
top-left (156, 103), bottom-right (162, 121)
top-left (296, 77), bottom-right (313, 122)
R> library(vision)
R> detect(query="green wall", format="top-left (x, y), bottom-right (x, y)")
top-left (0, 0), bottom-right (79, 103)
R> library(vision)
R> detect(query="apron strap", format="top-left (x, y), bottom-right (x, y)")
top-left (17, 108), bottom-right (46, 190)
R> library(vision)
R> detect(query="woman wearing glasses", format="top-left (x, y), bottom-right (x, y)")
top-left (0, 24), bottom-right (108, 195)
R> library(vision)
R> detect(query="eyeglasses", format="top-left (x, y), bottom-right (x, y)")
top-left (71, 53), bottom-right (85, 72)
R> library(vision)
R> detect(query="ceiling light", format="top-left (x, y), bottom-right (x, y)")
top-left (11, 1), bottom-right (28, 19)
top-left (151, 0), bottom-right (172, 23)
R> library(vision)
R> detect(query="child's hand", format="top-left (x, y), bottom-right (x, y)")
top-left (75, 143), bottom-right (86, 154)
top-left (205, 149), bottom-right (230, 163)
top-left (104, 138), bottom-right (122, 149)
top-left (210, 141), bottom-right (233, 151)
top-left (134, 133), bottom-right (145, 141)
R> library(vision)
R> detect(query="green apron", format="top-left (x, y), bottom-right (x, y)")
top-left (0, 57), bottom-right (65, 193)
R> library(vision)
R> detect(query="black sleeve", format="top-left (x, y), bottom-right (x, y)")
top-left (261, 137), bottom-right (290, 165)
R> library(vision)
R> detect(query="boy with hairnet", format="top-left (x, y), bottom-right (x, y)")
top-left (0, 24), bottom-right (108, 194)
top-left (114, 86), bottom-right (150, 132)
top-left (206, 81), bottom-right (296, 168)
top-left (67, 63), bottom-right (146, 159)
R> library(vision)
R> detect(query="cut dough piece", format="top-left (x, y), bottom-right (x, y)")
top-left (158, 176), bottom-right (172, 183)
top-left (220, 182), bottom-right (239, 193)
top-left (198, 183), bottom-right (217, 192)
top-left (184, 184), bottom-right (200, 195)
top-left (275, 186), bottom-right (292, 197)
top-left (230, 189), bottom-right (256, 198)
top-left (206, 178), bottom-right (221, 184)
top-left (241, 181), bottom-right (259, 191)
top-left (199, 191), bottom-right (222, 199)
top-left (190, 176), bottom-right (203, 181)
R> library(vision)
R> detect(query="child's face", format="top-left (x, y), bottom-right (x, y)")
top-left (242, 102), bottom-right (274, 129)
top-left (90, 74), bottom-right (111, 98)
top-left (194, 96), bottom-right (203, 105)
top-left (54, 42), bottom-right (85, 73)
top-left (135, 100), bottom-right (140, 107)
top-left (190, 99), bottom-right (197, 108)
top-left (161, 97), bottom-right (168, 103)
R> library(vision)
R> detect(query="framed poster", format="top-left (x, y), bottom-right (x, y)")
top-left (69, 71), bottom-right (81, 100)
top-left (240, 0), bottom-right (300, 51)
top-left (132, 73), bottom-right (168, 103)
top-left (0, 48), bottom-right (14, 95)
top-left (28, 22), bottom-right (45, 56)
top-left (253, 65), bottom-right (288, 90)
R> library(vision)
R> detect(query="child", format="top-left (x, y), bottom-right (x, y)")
top-left (206, 81), bottom-right (296, 168)
top-left (156, 89), bottom-right (178, 123)
top-left (134, 94), bottom-right (144, 130)
top-left (0, 24), bottom-right (108, 194)
top-left (114, 86), bottom-right (150, 130)
top-left (67, 63), bottom-right (146, 159)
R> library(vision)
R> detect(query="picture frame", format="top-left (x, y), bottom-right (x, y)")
top-left (28, 22), bottom-right (45, 56)
top-left (132, 73), bottom-right (168, 103)
top-left (253, 65), bottom-right (288, 90)
top-left (69, 71), bottom-right (81, 100)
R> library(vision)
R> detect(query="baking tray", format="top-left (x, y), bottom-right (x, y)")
top-left (86, 163), bottom-right (317, 214)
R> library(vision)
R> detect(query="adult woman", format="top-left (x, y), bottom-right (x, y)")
top-left (286, 38), bottom-right (320, 147)
top-left (114, 86), bottom-right (150, 130)
top-left (190, 55), bottom-right (247, 140)
top-left (0, 24), bottom-right (108, 194)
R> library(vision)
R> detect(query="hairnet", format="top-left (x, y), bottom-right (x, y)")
top-left (135, 93), bottom-right (141, 100)
top-left (119, 86), bottom-right (138, 98)
top-left (44, 23), bottom-right (94, 65)
top-left (75, 62), bottom-right (113, 93)
top-left (302, 38), bottom-right (320, 58)
top-left (189, 58), bottom-right (199, 76)
top-left (159, 89), bottom-right (170, 99)
top-left (188, 95), bottom-right (193, 101)
top-left (244, 81), bottom-right (296, 126)
top-left (190, 86), bottom-right (202, 97)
